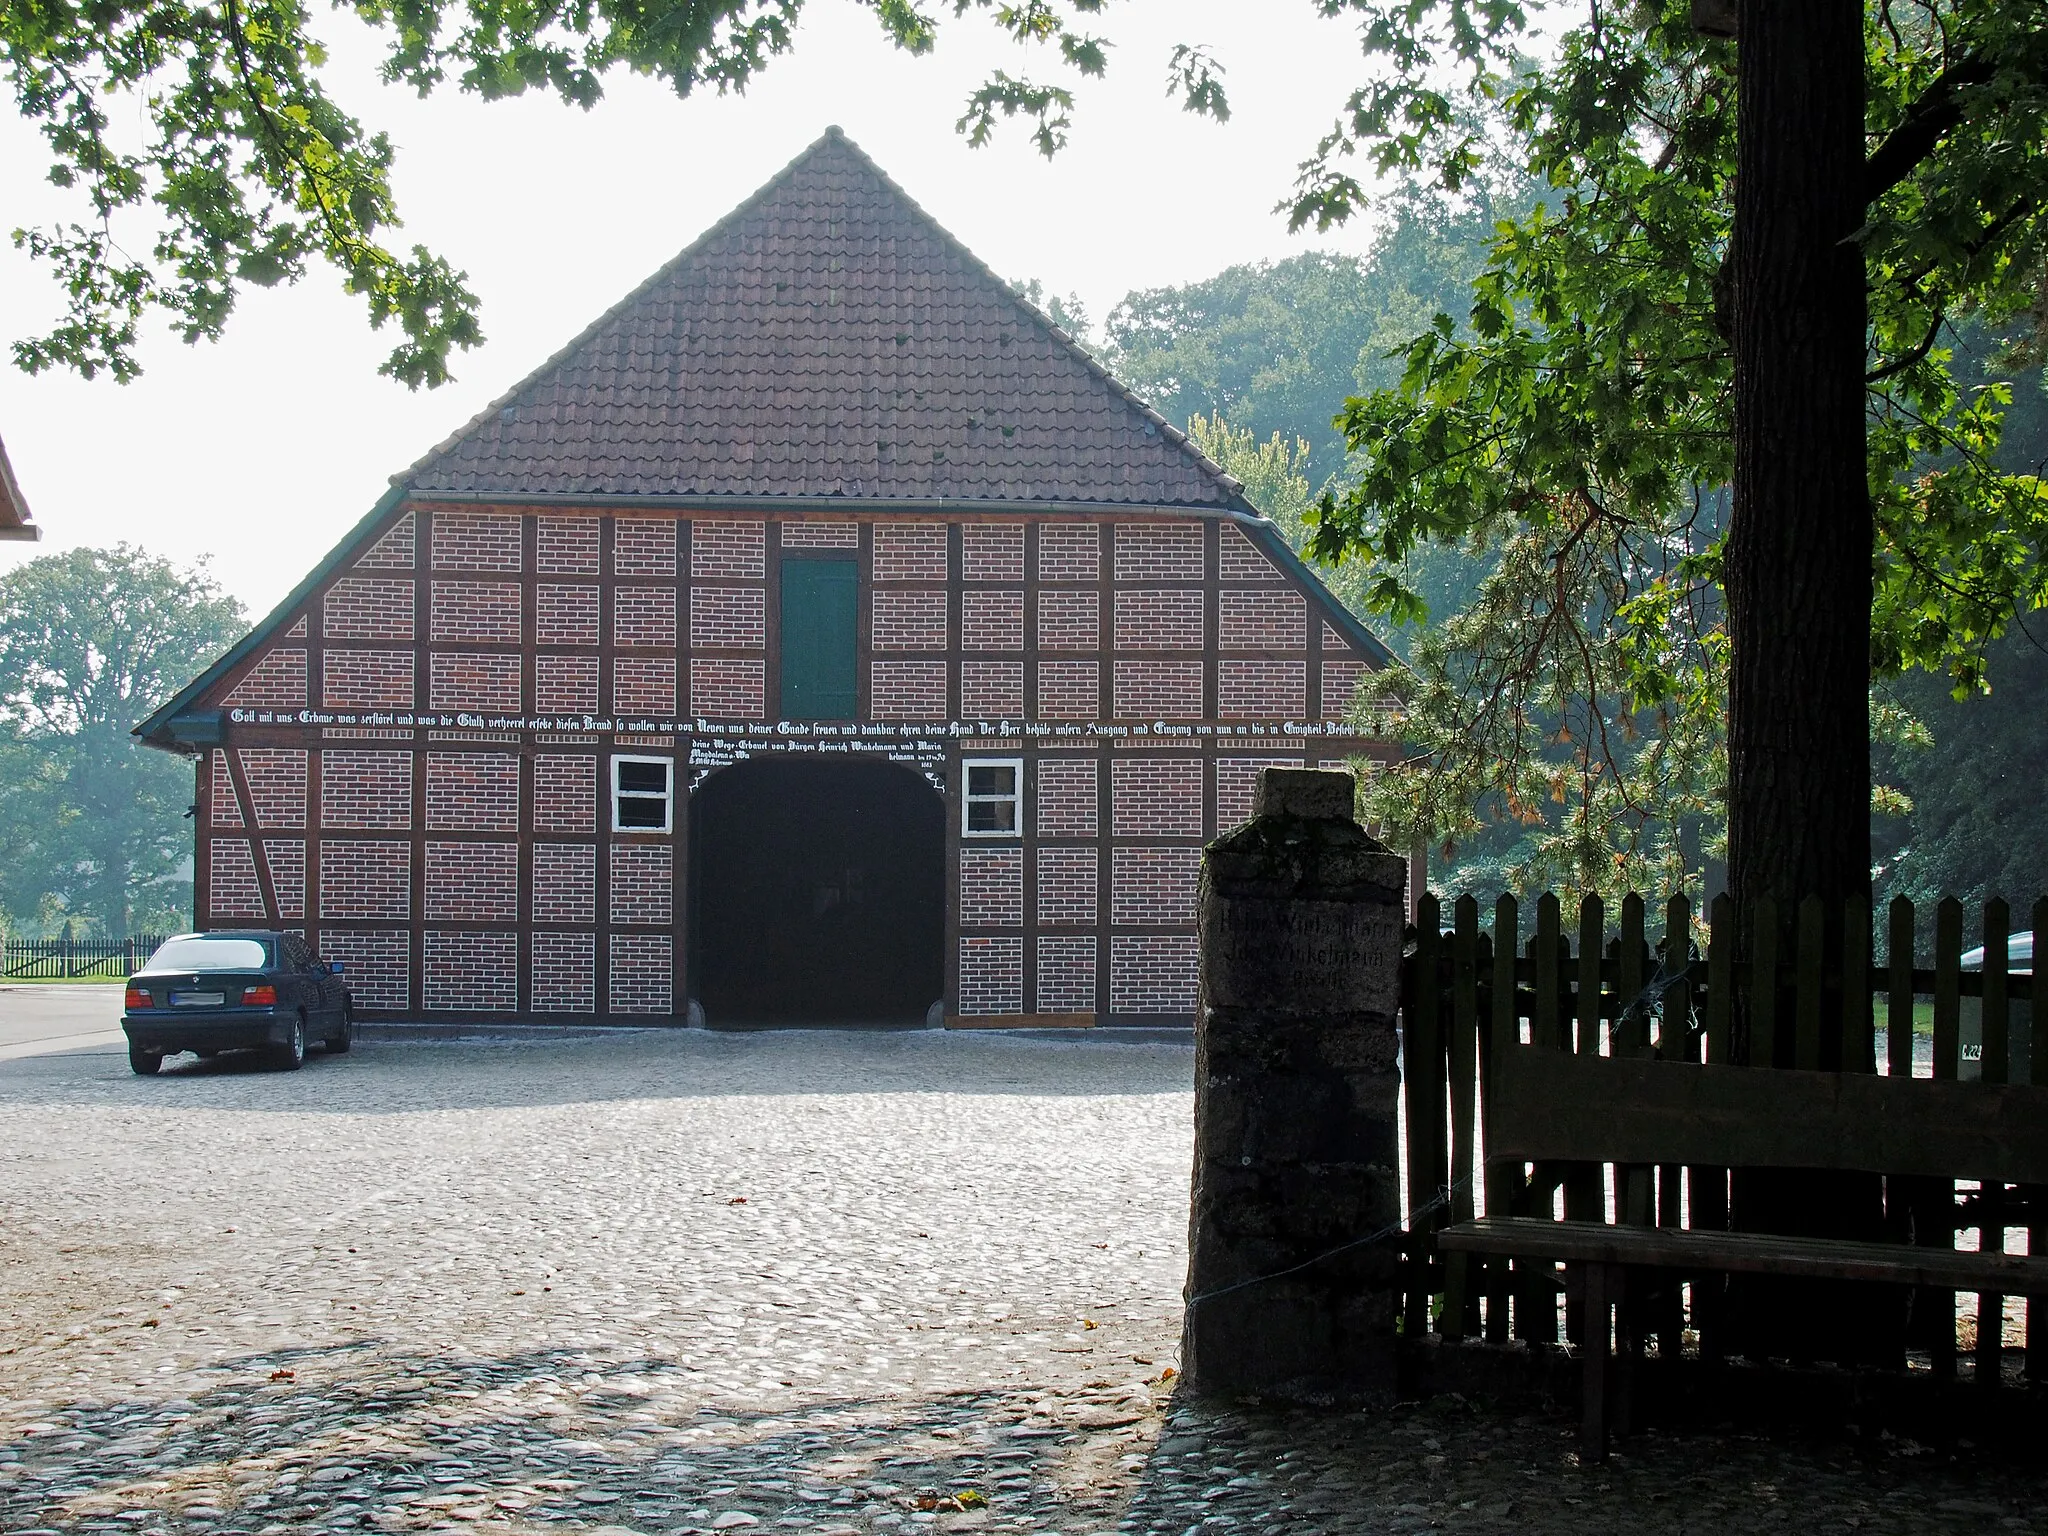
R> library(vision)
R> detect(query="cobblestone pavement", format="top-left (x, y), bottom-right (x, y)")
top-left (3, 1029), bottom-right (2044, 1536)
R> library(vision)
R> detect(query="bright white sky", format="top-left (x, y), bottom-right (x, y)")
top-left (0, 0), bottom-right (1406, 614)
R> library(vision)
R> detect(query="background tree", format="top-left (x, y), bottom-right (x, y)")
top-left (2, 0), bottom-right (1225, 386)
top-left (1180, 408), bottom-right (1489, 663)
top-left (1875, 626), bottom-right (2048, 910)
top-left (1300, 1), bottom-right (2048, 914)
top-left (1123, 237), bottom-right (2047, 906)
top-left (1108, 185), bottom-right (1531, 485)
top-left (1110, 252), bottom-right (1403, 485)
top-left (1108, 186), bottom-right (1514, 647)
top-left (1874, 327), bottom-right (2048, 910)
top-left (1010, 280), bottom-right (1094, 350)
top-left (1184, 415), bottom-right (1314, 529)
top-left (0, 547), bottom-right (245, 934)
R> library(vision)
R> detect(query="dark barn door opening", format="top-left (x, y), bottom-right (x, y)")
top-left (689, 757), bottom-right (945, 1025)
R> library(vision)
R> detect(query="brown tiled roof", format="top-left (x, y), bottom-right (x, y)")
top-left (403, 127), bottom-right (1243, 509)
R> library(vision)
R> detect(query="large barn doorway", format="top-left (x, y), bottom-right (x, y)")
top-left (688, 757), bottom-right (945, 1025)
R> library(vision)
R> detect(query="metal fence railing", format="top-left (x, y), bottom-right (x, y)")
top-left (2, 934), bottom-right (172, 980)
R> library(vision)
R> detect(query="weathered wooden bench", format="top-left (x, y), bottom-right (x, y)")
top-left (1436, 1043), bottom-right (2048, 1460)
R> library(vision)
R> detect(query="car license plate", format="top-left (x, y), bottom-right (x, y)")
top-left (171, 991), bottom-right (225, 1007)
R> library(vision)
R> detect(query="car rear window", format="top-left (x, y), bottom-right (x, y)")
top-left (143, 937), bottom-right (270, 971)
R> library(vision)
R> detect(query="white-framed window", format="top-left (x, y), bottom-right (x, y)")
top-left (612, 755), bottom-right (674, 833)
top-left (962, 758), bottom-right (1024, 838)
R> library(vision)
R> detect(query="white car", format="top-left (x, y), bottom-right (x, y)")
top-left (1958, 930), bottom-right (2033, 1081)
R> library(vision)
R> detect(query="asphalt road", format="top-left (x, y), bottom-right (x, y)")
top-left (0, 983), bottom-right (125, 1063)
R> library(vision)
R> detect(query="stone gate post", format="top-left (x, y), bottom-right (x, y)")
top-left (1181, 767), bottom-right (1408, 1402)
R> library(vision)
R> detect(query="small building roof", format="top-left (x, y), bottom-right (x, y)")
top-left (0, 433), bottom-right (41, 541)
top-left (402, 126), bottom-right (1244, 510)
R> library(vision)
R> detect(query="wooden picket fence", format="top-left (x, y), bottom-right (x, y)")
top-left (1400, 891), bottom-right (2045, 1380)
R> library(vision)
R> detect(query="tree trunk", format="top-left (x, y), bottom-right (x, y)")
top-left (1725, 0), bottom-right (1871, 910)
top-left (1724, 0), bottom-right (1888, 1362)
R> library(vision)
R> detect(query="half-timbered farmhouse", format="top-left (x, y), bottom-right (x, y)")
top-left (138, 128), bottom-right (1398, 1027)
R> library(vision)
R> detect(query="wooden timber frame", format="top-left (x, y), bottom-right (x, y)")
top-left (1400, 890), bottom-right (2048, 1455)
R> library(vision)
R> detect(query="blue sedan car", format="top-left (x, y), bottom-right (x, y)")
top-left (122, 931), bottom-right (353, 1075)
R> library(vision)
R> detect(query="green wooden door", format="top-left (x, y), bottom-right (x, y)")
top-left (779, 558), bottom-right (858, 720)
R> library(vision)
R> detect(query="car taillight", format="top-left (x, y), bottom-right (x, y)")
top-left (242, 984), bottom-right (277, 1006)
top-left (125, 986), bottom-right (151, 1010)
